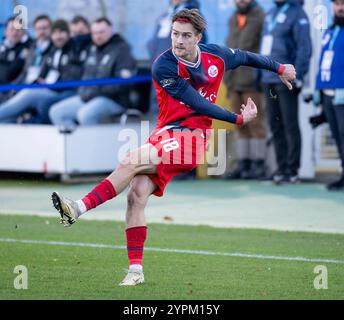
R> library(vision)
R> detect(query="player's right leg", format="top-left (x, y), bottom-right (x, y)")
top-left (52, 143), bottom-right (161, 227)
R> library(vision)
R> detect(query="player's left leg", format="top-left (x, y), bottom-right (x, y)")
top-left (119, 175), bottom-right (156, 286)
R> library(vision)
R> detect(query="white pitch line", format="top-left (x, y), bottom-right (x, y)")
top-left (1, 237), bottom-right (344, 265)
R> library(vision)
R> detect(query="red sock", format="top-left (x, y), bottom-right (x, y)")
top-left (81, 179), bottom-right (116, 211)
top-left (126, 226), bottom-right (147, 266)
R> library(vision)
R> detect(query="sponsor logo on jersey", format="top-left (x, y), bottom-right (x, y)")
top-left (198, 87), bottom-right (217, 103)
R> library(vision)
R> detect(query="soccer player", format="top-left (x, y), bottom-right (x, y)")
top-left (51, 9), bottom-right (296, 286)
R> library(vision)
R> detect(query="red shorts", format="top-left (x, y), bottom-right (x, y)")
top-left (147, 126), bottom-right (209, 197)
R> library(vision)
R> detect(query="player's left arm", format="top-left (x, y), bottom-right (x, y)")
top-left (220, 46), bottom-right (296, 90)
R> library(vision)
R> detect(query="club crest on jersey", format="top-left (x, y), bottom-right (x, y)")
top-left (160, 78), bottom-right (176, 88)
top-left (208, 65), bottom-right (218, 78)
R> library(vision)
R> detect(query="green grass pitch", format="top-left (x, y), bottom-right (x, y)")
top-left (0, 214), bottom-right (343, 300)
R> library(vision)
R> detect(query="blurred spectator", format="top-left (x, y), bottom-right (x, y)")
top-left (0, 19), bottom-right (84, 124)
top-left (70, 15), bottom-right (90, 37)
top-left (49, 17), bottom-right (136, 128)
top-left (15, 15), bottom-right (53, 85)
top-left (260, 0), bottom-right (312, 184)
top-left (224, 0), bottom-right (266, 180)
top-left (0, 16), bottom-right (32, 102)
top-left (147, 0), bottom-right (207, 117)
top-left (314, 0), bottom-right (344, 191)
top-left (70, 15), bottom-right (92, 58)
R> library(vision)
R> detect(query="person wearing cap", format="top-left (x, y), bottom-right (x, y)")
top-left (0, 19), bottom-right (84, 124)
top-left (314, 0), bottom-right (344, 191)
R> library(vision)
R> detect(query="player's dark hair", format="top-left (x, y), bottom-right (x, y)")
top-left (172, 9), bottom-right (207, 35)
top-left (93, 17), bottom-right (112, 26)
top-left (33, 15), bottom-right (52, 26)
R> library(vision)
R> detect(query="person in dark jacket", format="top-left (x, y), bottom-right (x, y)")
top-left (49, 17), bottom-right (136, 127)
top-left (0, 16), bottom-right (32, 102)
top-left (0, 16), bottom-right (32, 84)
top-left (314, 0), bottom-right (344, 191)
top-left (260, 0), bottom-right (312, 184)
top-left (70, 15), bottom-right (90, 38)
top-left (70, 15), bottom-right (92, 61)
top-left (224, 0), bottom-right (266, 180)
top-left (15, 15), bottom-right (53, 85)
top-left (0, 19), bottom-right (83, 124)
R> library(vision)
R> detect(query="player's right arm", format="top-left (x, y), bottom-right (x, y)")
top-left (152, 60), bottom-right (255, 125)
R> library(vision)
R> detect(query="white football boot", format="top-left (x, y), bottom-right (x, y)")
top-left (119, 270), bottom-right (145, 286)
top-left (51, 192), bottom-right (80, 227)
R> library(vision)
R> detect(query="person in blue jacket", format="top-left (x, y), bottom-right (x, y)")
top-left (315, 0), bottom-right (344, 191)
top-left (260, 0), bottom-right (312, 184)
